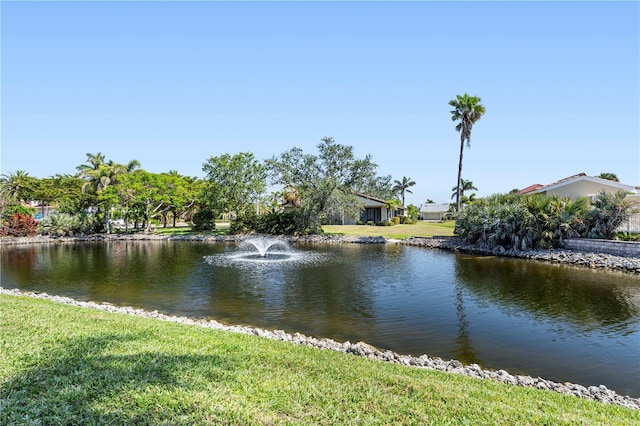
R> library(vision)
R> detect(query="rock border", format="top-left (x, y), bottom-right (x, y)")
top-left (400, 236), bottom-right (640, 274)
top-left (1, 287), bottom-right (638, 410)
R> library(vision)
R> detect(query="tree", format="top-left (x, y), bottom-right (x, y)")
top-left (0, 170), bottom-right (35, 203)
top-left (392, 176), bottom-right (416, 206)
top-left (406, 204), bottom-right (419, 221)
top-left (266, 137), bottom-right (381, 234)
top-left (451, 179), bottom-right (478, 200)
top-left (449, 93), bottom-right (485, 212)
top-left (598, 172), bottom-right (619, 182)
top-left (202, 152), bottom-right (266, 218)
top-left (76, 153), bottom-right (141, 233)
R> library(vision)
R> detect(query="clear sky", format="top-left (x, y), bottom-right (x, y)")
top-left (2, 1), bottom-right (638, 205)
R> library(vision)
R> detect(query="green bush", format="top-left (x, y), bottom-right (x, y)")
top-left (366, 221), bottom-right (374, 226)
top-left (586, 190), bottom-right (634, 239)
top-left (376, 220), bottom-right (392, 226)
top-left (455, 193), bottom-right (589, 251)
top-left (37, 212), bottom-right (99, 236)
top-left (230, 211), bottom-right (314, 236)
top-left (192, 208), bottom-right (217, 231)
top-left (390, 216), bottom-right (400, 225)
top-left (615, 232), bottom-right (640, 242)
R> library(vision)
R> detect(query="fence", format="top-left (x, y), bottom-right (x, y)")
top-left (617, 213), bottom-right (640, 233)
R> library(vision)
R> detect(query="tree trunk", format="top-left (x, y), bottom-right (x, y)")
top-left (456, 134), bottom-right (464, 212)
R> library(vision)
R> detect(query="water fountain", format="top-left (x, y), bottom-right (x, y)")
top-left (203, 236), bottom-right (327, 266)
top-left (240, 237), bottom-right (291, 258)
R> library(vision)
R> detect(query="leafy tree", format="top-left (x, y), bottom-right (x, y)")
top-left (202, 152), bottom-right (266, 218)
top-left (161, 172), bottom-right (201, 227)
top-left (266, 137), bottom-right (381, 234)
top-left (353, 174), bottom-right (395, 200)
top-left (449, 93), bottom-right (485, 213)
top-left (392, 176), bottom-right (416, 206)
top-left (598, 172), bottom-right (619, 182)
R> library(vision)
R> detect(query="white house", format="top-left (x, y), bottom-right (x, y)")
top-left (519, 172), bottom-right (640, 232)
top-left (419, 203), bottom-right (451, 221)
top-left (519, 173), bottom-right (636, 199)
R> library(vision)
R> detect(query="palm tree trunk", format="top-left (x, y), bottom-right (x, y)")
top-left (456, 135), bottom-right (464, 212)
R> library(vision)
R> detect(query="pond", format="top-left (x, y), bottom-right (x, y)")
top-left (2, 240), bottom-right (639, 397)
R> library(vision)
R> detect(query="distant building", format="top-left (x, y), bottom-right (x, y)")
top-left (419, 203), bottom-right (451, 221)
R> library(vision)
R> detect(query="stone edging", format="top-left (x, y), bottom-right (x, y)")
top-left (400, 236), bottom-right (640, 273)
top-left (1, 287), bottom-right (638, 410)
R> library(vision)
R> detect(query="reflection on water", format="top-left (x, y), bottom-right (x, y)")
top-left (2, 241), bottom-right (639, 397)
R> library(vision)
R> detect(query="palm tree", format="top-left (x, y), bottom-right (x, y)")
top-left (598, 172), bottom-right (619, 182)
top-left (0, 170), bottom-right (33, 202)
top-left (392, 176), bottom-right (416, 206)
top-left (451, 179), bottom-right (478, 200)
top-left (384, 199), bottom-right (401, 222)
top-left (76, 153), bottom-right (141, 233)
top-left (449, 93), bottom-right (485, 212)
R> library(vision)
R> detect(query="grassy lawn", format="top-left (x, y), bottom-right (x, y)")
top-left (322, 221), bottom-right (456, 239)
top-left (1, 294), bottom-right (637, 425)
top-left (150, 221), bottom-right (455, 240)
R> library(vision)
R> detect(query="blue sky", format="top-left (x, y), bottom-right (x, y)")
top-left (2, 1), bottom-right (638, 205)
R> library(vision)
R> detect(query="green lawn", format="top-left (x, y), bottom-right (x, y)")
top-left (151, 221), bottom-right (455, 240)
top-left (322, 221), bottom-right (455, 239)
top-left (1, 294), bottom-right (637, 425)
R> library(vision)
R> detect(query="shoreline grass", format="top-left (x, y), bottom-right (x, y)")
top-left (1, 294), bottom-right (637, 425)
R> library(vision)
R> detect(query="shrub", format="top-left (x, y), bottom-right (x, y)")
top-left (192, 208), bottom-right (217, 231)
top-left (455, 193), bottom-right (588, 251)
top-left (37, 212), bottom-right (99, 236)
top-left (1, 213), bottom-right (38, 237)
top-left (366, 221), bottom-right (374, 226)
top-left (390, 216), bottom-right (400, 225)
top-left (355, 220), bottom-right (364, 225)
top-left (229, 211), bottom-right (316, 235)
top-left (376, 220), bottom-right (392, 226)
top-left (585, 190), bottom-right (634, 239)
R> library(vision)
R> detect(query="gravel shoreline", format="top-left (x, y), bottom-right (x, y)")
top-left (2, 233), bottom-right (639, 409)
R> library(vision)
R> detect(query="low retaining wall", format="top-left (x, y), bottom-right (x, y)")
top-left (562, 239), bottom-right (640, 258)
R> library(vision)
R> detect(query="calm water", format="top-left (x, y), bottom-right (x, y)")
top-left (2, 240), bottom-right (639, 397)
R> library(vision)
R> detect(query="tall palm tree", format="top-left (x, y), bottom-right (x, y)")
top-left (451, 179), bottom-right (478, 200)
top-left (449, 93), bottom-right (485, 212)
top-left (392, 176), bottom-right (416, 206)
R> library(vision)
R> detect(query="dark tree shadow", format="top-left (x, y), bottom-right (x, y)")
top-left (0, 331), bottom-right (240, 424)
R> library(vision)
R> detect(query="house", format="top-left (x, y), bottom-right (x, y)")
top-left (519, 173), bottom-right (636, 199)
top-left (519, 172), bottom-right (640, 232)
top-left (283, 192), bottom-right (405, 225)
top-left (352, 193), bottom-right (405, 225)
top-left (419, 203), bottom-right (451, 221)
